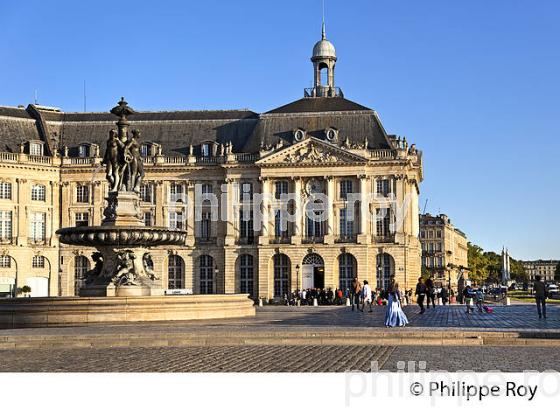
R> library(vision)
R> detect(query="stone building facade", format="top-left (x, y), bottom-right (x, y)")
top-left (0, 30), bottom-right (423, 299)
top-left (521, 260), bottom-right (559, 283)
top-left (419, 213), bottom-right (468, 290)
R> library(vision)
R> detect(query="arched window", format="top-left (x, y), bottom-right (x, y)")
top-left (339, 253), bottom-right (357, 291)
top-left (168, 255), bottom-right (184, 289)
top-left (273, 254), bottom-right (290, 297)
top-left (74, 256), bottom-right (90, 296)
top-left (199, 255), bottom-right (214, 294)
top-left (239, 254), bottom-right (254, 296)
top-left (376, 253), bottom-right (394, 290)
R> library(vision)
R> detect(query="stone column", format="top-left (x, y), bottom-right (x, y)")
top-left (259, 177), bottom-right (271, 245)
top-left (324, 176), bottom-right (335, 244)
top-left (186, 181), bottom-right (195, 246)
top-left (292, 177), bottom-right (303, 245)
top-left (394, 176), bottom-right (406, 244)
top-left (224, 178), bottom-right (236, 246)
top-left (357, 175), bottom-right (370, 244)
top-left (16, 178), bottom-right (27, 246)
top-left (154, 180), bottom-right (164, 227)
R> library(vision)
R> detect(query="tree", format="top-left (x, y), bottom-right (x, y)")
top-left (555, 262), bottom-right (560, 282)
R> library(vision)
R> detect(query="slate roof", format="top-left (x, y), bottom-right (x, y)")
top-left (0, 97), bottom-right (393, 156)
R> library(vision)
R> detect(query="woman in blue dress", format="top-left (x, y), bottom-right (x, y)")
top-left (384, 275), bottom-right (409, 327)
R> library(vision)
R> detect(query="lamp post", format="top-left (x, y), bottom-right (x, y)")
top-left (214, 266), bottom-right (219, 294)
top-left (295, 264), bottom-right (300, 291)
top-left (43, 255), bottom-right (52, 297)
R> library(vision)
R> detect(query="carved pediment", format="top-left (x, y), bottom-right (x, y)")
top-left (256, 137), bottom-right (368, 166)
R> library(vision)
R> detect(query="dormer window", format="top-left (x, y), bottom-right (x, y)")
top-left (29, 141), bottom-right (44, 156)
top-left (140, 144), bottom-right (150, 157)
top-left (293, 129), bottom-right (306, 142)
top-left (201, 143), bottom-right (211, 157)
top-left (325, 127), bottom-right (338, 142)
top-left (78, 144), bottom-right (90, 158)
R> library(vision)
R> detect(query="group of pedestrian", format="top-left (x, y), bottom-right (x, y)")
top-left (286, 288), bottom-right (346, 306)
top-left (350, 276), bottom-right (409, 327)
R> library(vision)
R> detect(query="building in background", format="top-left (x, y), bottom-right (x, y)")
top-left (419, 213), bottom-right (468, 291)
top-left (0, 26), bottom-right (423, 299)
top-left (521, 260), bottom-right (559, 283)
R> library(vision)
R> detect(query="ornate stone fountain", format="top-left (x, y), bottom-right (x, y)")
top-left (0, 98), bottom-right (254, 328)
top-left (56, 98), bottom-right (187, 297)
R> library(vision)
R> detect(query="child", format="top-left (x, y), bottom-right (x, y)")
top-left (463, 285), bottom-right (475, 314)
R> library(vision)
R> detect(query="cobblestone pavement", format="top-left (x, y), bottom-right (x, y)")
top-left (1, 345), bottom-right (558, 372)
top-left (1, 304), bottom-right (558, 339)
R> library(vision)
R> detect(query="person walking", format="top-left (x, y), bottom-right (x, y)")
top-left (360, 280), bottom-right (373, 312)
top-left (425, 275), bottom-right (436, 309)
top-left (440, 286), bottom-right (449, 305)
top-left (350, 277), bottom-right (362, 312)
top-left (415, 277), bottom-right (426, 314)
top-left (534, 275), bottom-right (547, 319)
top-left (463, 285), bottom-right (475, 314)
top-left (384, 275), bottom-right (409, 327)
top-left (475, 288), bottom-right (484, 313)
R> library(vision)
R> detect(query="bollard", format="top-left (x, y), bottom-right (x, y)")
top-left (503, 297), bottom-right (511, 306)
top-left (345, 298), bottom-right (351, 307)
top-left (313, 298), bottom-right (318, 307)
top-left (297, 300), bottom-right (301, 307)
top-left (258, 298), bottom-right (263, 307)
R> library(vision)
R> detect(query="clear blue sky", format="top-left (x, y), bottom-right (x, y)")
top-left (1, 0), bottom-right (559, 260)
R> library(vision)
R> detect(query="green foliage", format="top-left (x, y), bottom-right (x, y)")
top-left (466, 242), bottom-right (526, 285)
top-left (21, 285), bottom-right (31, 294)
top-left (555, 262), bottom-right (560, 281)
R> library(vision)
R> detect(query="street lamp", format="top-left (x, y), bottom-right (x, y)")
top-left (295, 264), bottom-right (300, 291)
top-left (214, 266), bottom-right (219, 294)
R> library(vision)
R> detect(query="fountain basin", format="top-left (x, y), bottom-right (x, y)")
top-left (57, 226), bottom-right (187, 247)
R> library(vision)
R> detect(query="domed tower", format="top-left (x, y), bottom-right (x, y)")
top-left (308, 21), bottom-right (341, 98)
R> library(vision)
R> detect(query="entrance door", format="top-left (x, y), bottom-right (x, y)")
top-left (313, 266), bottom-right (325, 289)
top-left (302, 265), bottom-right (314, 289)
top-left (26, 277), bottom-right (49, 297)
top-left (301, 253), bottom-right (325, 290)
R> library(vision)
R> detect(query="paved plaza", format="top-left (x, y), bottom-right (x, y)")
top-left (1, 304), bottom-right (559, 372)
top-left (1, 345), bottom-right (559, 372)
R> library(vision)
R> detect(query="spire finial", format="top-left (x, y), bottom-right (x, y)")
top-left (321, 0), bottom-right (326, 40)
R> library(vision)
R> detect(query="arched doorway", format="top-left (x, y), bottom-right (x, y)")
top-left (338, 253), bottom-right (357, 292)
top-left (273, 253), bottom-right (290, 297)
top-left (302, 253), bottom-right (325, 289)
top-left (376, 253), bottom-right (394, 290)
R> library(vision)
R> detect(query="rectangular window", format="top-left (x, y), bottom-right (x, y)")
top-left (428, 230), bottom-right (434, 238)
top-left (143, 212), bottom-right (153, 227)
top-left (75, 212), bottom-right (89, 227)
top-left (169, 211), bottom-right (184, 230)
top-left (340, 180), bottom-right (353, 200)
top-left (239, 210), bottom-right (254, 242)
top-left (139, 184), bottom-right (153, 203)
top-left (274, 209), bottom-right (289, 238)
top-left (78, 145), bottom-right (89, 157)
top-left (275, 180), bottom-right (289, 199)
top-left (201, 143), bottom-right (210, 157)
top-left (30, 212), bottom-right (46, 242)
top-left (239, 182), bottom-right (253, 202)
top-left (201, 183), bottom-right (213, 194)
top-left (376, 179), bottom-right (391, 197)
top-left (140, 144), bottom-right (150, 157)
top-left (29, 142), bottom-right (43, 156)
top-left (0, 255), bottom-right (10, 268)
top-left (436, 230), bottom-right (442, 238)
top-left (376, 208), bottom-right (391, 237)
top-left (31, 184), bottom-right (46, 201)
top-left (339, 208), bottom-right (354, 236)
top-left (200, 212), bottom-right (211, 238)
top-left (32, 255), bottom-right (45, 268)
top-left (76, 185), bottom-right (90, 203)
top-left (0, 211), bottom-right (12, 241)
top-left (0, 182), bottom-right (12, 200)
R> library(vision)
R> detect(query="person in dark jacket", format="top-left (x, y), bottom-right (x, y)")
top-left (425, 276), bottom-right (436, 308)
top-left (533, 275), bottom-right (547, 319)
top-left (415, 277), bottom-right (426, 314)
